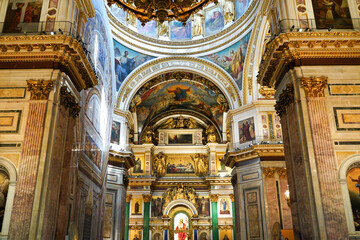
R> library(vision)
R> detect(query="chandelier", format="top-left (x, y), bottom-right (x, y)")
top-left (108, 0), bottom-right (218, 26)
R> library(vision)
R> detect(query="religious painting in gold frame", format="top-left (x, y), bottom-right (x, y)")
top-left (131, 197), bottom-right (143, 216)
top-left (219, 229), bottom-right (233, 240)
top-left (217, 154), bottom-right (231, 174)
top-left (131, 155), bottom-right (145, 175)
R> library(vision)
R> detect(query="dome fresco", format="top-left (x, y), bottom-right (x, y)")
top-left (109, 0), bottom-right (252, 41)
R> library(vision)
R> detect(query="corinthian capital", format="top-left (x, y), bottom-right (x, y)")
top-left (27, 79), bottom-right (53, 100)
top-left (301, 76), bottom-right (328, 98)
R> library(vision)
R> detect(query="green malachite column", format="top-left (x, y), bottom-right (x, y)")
top-left (211, 194), bottom-right (219, 240)
top-left (143, 194), bottom-right (152, 240)
top-left (230, 194), bottom-right (236, 240)
top-left (125, 195), bottom-right (132, 240)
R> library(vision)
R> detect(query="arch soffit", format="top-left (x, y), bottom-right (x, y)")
top-left (0, 157), bottom-right (17, 183)
top-left (163, 199), bottom-right (198, 217)
top-left (339, 154), bottom-right (360, 180)
top-left (116, 57), bottom-right (241, 111)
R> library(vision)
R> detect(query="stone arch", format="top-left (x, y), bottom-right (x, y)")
top-left (338, 154), bottom-right (360, 235)
top-left (115, 57), bottom-right (242, 111)
top-left (163, 199), bottom-right (198, 217)
top-left (0, 157), bottom-right (17, 236)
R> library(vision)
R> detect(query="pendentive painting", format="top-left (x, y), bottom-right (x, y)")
top-left (168, 133), bottom-right (193, 144)
top-left (84, 132), bottom-right (102, 169)
top-left (347, 167), bottom-right (360, 231)
top-left (238, 117), bottom-right (256, 143)
top-left (219, 230), bottom-right (233, 240)
top-left (219, 197), bottom-right (231, 215)
top-left (110, 121), bottom-right (120, 144)
top-left (131, 197), bottom-right (143, 216)
top-left (166, 154), bottom-right (195, 174)
top-left (205, 7), bottom-right (225, 36)
top-left (311, 0), bottom-right (353, 29)
top-left (203, 31), bottom-right (251, 90)
top-left (235, 0), bottom-right (252, 19)
top-left (114, 40), bottom-right (155, 91)
top-left (4, 0), bottom-right (42, 33)
top-left (170, 20), bottom-right (191, 40)
top-left (131, 156), bottom-right (144, 174)
top-left (196, 197), bottom-right (210, 216)
top-left (137, 20), bottom-right (157, 38)
top-left (129, 229), bottom-right (142, 240)
top-left (151, 197), bottom-right (165, 217)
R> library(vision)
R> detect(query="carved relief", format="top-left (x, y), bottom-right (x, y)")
top-left (274, 84), bottom-right (294, 117)
top-left (301, 76), bottom-right (328, 98)
top-left (159, 116), bottom-right (202, 129)
top-left (26, 80), bottom-right (53, 100)
top-left (162, 185), bottom-right (198, 210)
top-left (152, 152), bottom-right (167, 178)
top-left (205, 125), bottom-right (218, 143)
top-left (60, 86), bottom-right (81, 117)
top-left (263, 168), bottom-right (276, 178)
top-left (190, 153), bottom-right (209, 177)
top-left (259, 86), bottom-right (276, 99)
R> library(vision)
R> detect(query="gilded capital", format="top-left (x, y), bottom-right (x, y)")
top-left (274, 84), bottom-right (294, 117)
top-left (301, 76), bottom-right (328, 98)
top-left (126, 194), bottom-right (132, 202)
top-left (259, 86), bottom-right (276, 99)
top-left (60, 86), bottom-right (81, 118)
top-left (277, 168), bottom-right (287, 178)
top-left (27, 80), bottom-right (53, 100)
top-left (210, 194), bottom-right (218, 202)
top-left (229, 194), bottom-right (234, 202)
top-left (143, 194), bottom-right (152, 202)
top-left (263, 167), bottom-right (276, 178)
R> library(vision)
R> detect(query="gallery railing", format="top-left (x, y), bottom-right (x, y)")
top-left (276, 18), bottom-right (360, 34)
top-left (226, 137), bottom-right (283, 153)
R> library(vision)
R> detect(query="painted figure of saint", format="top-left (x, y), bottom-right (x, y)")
top-left (134, 201), bottom-right (140, 214)
top-left (175, 218), bottom-right (187, 240)
top-left (167, 87), bottom-right (191, 101)
top-left (115, 49), bottom-right (137, 89)
top-left (350, 175), bottom-right (360, 197)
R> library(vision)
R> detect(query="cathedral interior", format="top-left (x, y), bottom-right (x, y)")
top-left (0, 0), bottom-right (359, 239)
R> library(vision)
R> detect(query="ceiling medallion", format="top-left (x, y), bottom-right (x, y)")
top-left (108, 0), bottom-right (218, 25)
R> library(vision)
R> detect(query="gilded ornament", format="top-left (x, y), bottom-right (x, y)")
top-left (259, 86), bottom-right (276, 99)
top-left (277, 168), bottom-right (287, 178)
top-left (301, 76), bottom-right (328, 98)
top-left (206, 125), bottom-right (217, 143)
top-left (60, 86), bottom-right (81, 118)
top-left (126, 194), bottom-right (132, 202)
top-left (210, 194), bottom-right (218, 202)
top-left (229, 194), bottom-right (234, 202)
top-left (274, 84), bottom-right (294, 117)
top-left (143, 194), bottom-right (152, 202)
top-left (190, 153), bottom-right (209, 177)
top-left (263, 167), bottom-right (276, 178)
top-left (152, 152), bottom-right (167, 178)
top-left (27, 79), bottom-right (54, 100)
top-left (162, 185), bottom-right (198, 210)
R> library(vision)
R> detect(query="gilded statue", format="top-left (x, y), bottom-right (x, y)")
top-left (184, 118), bottom-right (198, 129)
top-left (159, 116), bottom-right (200, 129)
top-left (224, 0), bottom-right (235, 24)
top-left (152, 152), bottom-right (167, 178)
top-left (142, 127), bottom-right (155, 143)
top-left (191, 153), bottom-right (208, 177)
top-left (206, 125), bottom-right (217, 143)
top-left (159, 21), bottom-right (169, 37)
top-left (193, 13), bottom-right (204, 36)
top-left (162, 185), bottom-right (199, 210)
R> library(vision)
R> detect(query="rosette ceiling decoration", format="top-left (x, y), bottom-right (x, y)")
top-left (107, 0), bottom-right (218, 25)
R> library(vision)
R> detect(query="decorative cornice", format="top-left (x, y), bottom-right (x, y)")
top-left (26, 79), bottom-right (53, 100)
top-left (108, 150), bottom-right (136, 169)
top-left (0, 35), bottom-right (97, 91)
top-left (274, 84), bottom-right (294, 117)
top-left (210, 194), bottom-right (218, 202)
top-left (60, 86), bottom-right (81, 118)
top-left (143, 194), bottom-right (152, 202)
top-left (259, 86), bottom-right (276, 99)
top-left (301, 76), bottom-right (328, 98)
top-left (257, 32), bottom-right (360, 88)
top-left (126, 194), bottom-right (132, 202)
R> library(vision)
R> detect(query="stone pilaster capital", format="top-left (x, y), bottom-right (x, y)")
top-left (26, 79), bottom-right (53, 100)
top-left (277, 168), bottom-right (287, 178)
top-left (301, 76), bottom-right (328, 98)
top-left (229, 194), bottom-right (234, 202)
top-left (126, 194), bottom-right (132, 202)
top-left (210, 194), bottom-right (218, 202)
top-left (275, 84), bottom-right (294, 117)
top-left (263, 167), bottom-right (276, 178)
top-left (60, 86), bottom-right (81, 118)
top-left (143, 194), bottom-right (152, 202)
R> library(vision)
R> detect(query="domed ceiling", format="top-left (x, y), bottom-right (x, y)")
top-left (109, 0), bottom-right (252, 41)
top-left (131, 72), bottom-right (229, 133)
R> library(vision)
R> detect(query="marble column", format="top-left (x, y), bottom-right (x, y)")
top-left (125, 194), bottom-right (132, 240)
top-left (210, 194), bottom-right (219, 240)
top-left (301, 77), bottom-right (347, 238)
top-left (231, 175), bottom-right (241, 238)
top-left (143, 194), bottom-right (151, 240)
top-left (8, 80), bottom-right (53, 240)
top-left (230, 194), bottom-right (236, 240)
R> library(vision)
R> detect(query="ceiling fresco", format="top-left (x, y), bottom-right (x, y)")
top-left (134, 73), bottom-right (229, 132)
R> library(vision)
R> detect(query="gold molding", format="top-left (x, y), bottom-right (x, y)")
top-left (277, 168), bottom-right (287, 178)
top-left (126, 194), bottom-right (132, 202)
top-left (263, 167), bottom-right (276, 178)
top-left (142, 194), bottom-right (152, 203)
top-left (60, 86), bottom-right (81, 118)
top-left (210, 194), bottom-right (218, 202)
top-left (26, 79), bottom-right (53, 100)
top-left (108, 150), bottom-right (136, 169)
top-left (274, 84), bottom-right (294, 117)
top-left (0, 35), bottom-right (97, 91)
top-left (259, 86), bottom-right (276, 99)
top-left (301, 76), bottom-right (328, 98)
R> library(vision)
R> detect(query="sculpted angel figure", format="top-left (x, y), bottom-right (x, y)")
top-left (206, 125), bottom-right (217, 143)
top-left (152, 152), bottom-right (167, 178)
top-left (191, 154), bottom-right (208, 177)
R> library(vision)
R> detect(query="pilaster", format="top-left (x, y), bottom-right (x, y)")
top-left (143, 194), bottom-right (152, 240)
top-left (210, 194), bottom-right (219, 240)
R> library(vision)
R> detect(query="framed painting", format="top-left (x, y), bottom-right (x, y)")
top-left (168, 133), bottom-right (193, 144)
top-left (173, 212), bottom-right (190, 240)
top-left (196, 197), bottom-right (210, 216)
top-left (238, 117), bottom-right (255, 143)
top-left (219, 229), bottom-right (233, 240)
top-left (218, 197), bottom-right (231, 216)
top-left (129, 229), bottom-right (142, 240)
top-left (166, 154), bottom-right (195, 174)
top-left (131, 197), bottom-right (143, 216)
top-left (347, 167), bottom-right (360, 231)
top-left (131, 156), bottom-right (144, 174)
top-left (110, 121), bottom-right (120, 144)
top-left (84, 132), bottom-right (102, 169)
top-left (137, 20), bottom-right (157, 38)
top-left (152, 232), bottom-right (163, 240)
top-left (151, 197), bottom-right (164, 217)
top-left (199, 231), bottom-right (210, 240)
top-left (205, 6), bottom-right (225, 36)
top-left (170, 20), bottom-right (191, 40)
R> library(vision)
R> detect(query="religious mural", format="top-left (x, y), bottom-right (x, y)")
top-left (219, 197), bottom-right (231, 215)
top-left (110, 121), bottom-right (120, 144)
top-left (347, 167), bottom-right (360, 231)
top-left (171, 20), bottom-right (192, 40)
top-left (199, 232), bottom-right (210, 240)
top-left (84, 132), bottom-right (102, 169)
top-left (203, 31), bottom-right (251, 90)
top-left (113, 40), bottom-right (155, 91)
top-left (174, 212), bottom-right (190, 240)
top-left (151, 197), bottom-right (165, 217)
top-left (137, 20), bottom-right (157, 38)
top-left (4, 0), bottom-right (42, 33)
top-left (196, 197), bottom-right (210, 216)
top-left (110, 4), bottom-right (126, 23)
top-left (131, 156), bottom-right (144, 174)
top-left (235, 0), bottom-right (252, 19)
top-left (168, 133), bottom-right (193, 144)
top-left (205, 7), bottom-right (225, 36)
top-left (166, 155), bottom-right (195, 174)
top-left (131, 197), bottom-right (143, 215)
top-left (136, 80), bottom-right (225, 132)
top-left (311, 0), bottom-right (353, 29)
top-left (238, 117), bottom-right (255, 143)
top-left (129, 229), bottom-right (142, 240)
top-left (219, 230), bottom-right (233, 240)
